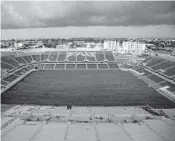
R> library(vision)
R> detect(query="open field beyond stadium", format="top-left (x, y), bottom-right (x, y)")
top-left (2, 70), bottom-right (175, 108)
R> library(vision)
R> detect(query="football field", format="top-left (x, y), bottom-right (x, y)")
top-left (2, 70), bottom-right (175, 108)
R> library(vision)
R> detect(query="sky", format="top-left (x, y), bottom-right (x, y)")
top-left (1, 1), bottom-right (175, 39)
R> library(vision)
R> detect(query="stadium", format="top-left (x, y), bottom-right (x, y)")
top-left (1, 48), bottom-right (175, 141)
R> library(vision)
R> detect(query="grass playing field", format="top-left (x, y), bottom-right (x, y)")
top-left (2, 70), bottom-right (175, 108)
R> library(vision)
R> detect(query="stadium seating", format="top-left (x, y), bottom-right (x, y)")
top-left (48, 52), bottom-right (59, 62)
top-left (1, 56), bottom-right (19, 67)
top-left (98, 63), bottom-right (108, 69)
top-left (107, 63), bottom-right (119, 69)
top-left (145, 58), bottom-right (164, 67)
top-left (55, 64), bottom-right (65, 69)
top-left (39, 63), bottom-right (45, 69)
top-left (1, 85), bottom-right (6, 89)
top-left (22, 55), bottom-right (31, 63)
top-left (1, 80), bottom-right (9, 86)
top-left (41, 53), bottom-right (45, 61)
top-left (96, 51), bottom-right (105, 62)
top-left (15, 56), bottom-right (26, 64)
top-left (143, 70), bottom-right (152, 76)
top-left (87, 64), bottom-right (97, 69)
top-left (86, 52), bottom-right (96, 62)
top-left (77, 64), bottom-right (86, 69)
top-left (26, 65), bottom-right (34, 70)
top-left (65, 64), bottom-right (76, 69)
top-left (141, 57), bottom-right (152, 63)
top-left (1, 62), bottom-right (15, 71)
top-left (67, 52), bottom-right (76, 62)
top-left (32, 54), bottom-right (40, 62)
top-left (151, 61), bottom-right (174, 71)
top-left (44, 52), bottom-right (50, 61)
top-left (162, 66), bottom-right (175, 78)
top-left (26, 55), bottom-right (33, 62)
top-left (3, 74), bottom-right (19, 83)
top-left (77, 52), bottom-right (85, 62)
top-left (44, 63), bottom-right (55, 69)
top-left (104, 51), bottom-right (115, 61)
top-left (14, 69), bottom-right (26, 76)
top-left (159, 81), bottom-right (175, 92)
top-left (134, 66), bottom-right (145, 73)
top-left (147, 74), bottom-right (165, 83)
top-left (57, 51), bottom-right (67, 61)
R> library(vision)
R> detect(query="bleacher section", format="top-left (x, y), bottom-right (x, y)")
top-left (87, 64), bottom-right (97, 69)
top-left (147, 74), bottom-right (165, 83)
top-left (22, 55), bottom-right (31, 63)
top-left (143, 69), bottom-right (152, 76)
top-left (37, 51), bottom-right (119, 70)
top-left (55, 64), bottom-right (65, 69)
top-left (40, 51), bottom-right (116, 63)
top-left (48, 52), bottom-right (58, 62)
top-left (86, 52), bottom-right (96, 62)
top-left (44, 52), bottom-right (50, 61)
top-left (67, 52), bottom-right (76, 62)
top-left (134, 66), bottom-right (145, 73)
top-left (15, 56), bottom-right (26, 64)
top-left (1, 56), bottom-right (19, 67)
top-left (144, 58), bottom-right (165, 67)
top-left (1, 52), bottom-right (41, 90)
top-left (162, 66), bottom-right (175, 78)
top-left (108, 63), bottom-right (119, 69)
top-left (1, 80), bottom-right (9, 86)
top-left (159, 81), bottom-right (175, 92)
top-left (65, 64), bottom-right (76, 69)
top-left (77, 64), bottom-right (86, 69)
top-left (104, 51), bottom-right (115, 61)
top-left (141, 57), bottom-right (152, 63)
top-left (133, 56), bottom-right (175, 96)
top-left (41, 53), bottom-right (45, 61)
top-left (44, 64), bottom-right (55, 69)
top-left (14, 69), bottom-right (26, 76)
top-left (134, 57), bottom-right (175, 78)
top-left (151, 61), bottom-right (174, 71)
top-left (3, 74), bottom-right (19, 83)
top-left (77, 53), bottom-right (85, 62)
top-left (1, 62), bottom-right (15, 71)
top-left (57, 51), bottom-right (66, 61)
top-left (41, 62), bottom-right (119, 70)
top-left (98, 63), bottom-right (108, 69)
top-left (32, 54), bottom-right (40, 62)
top-left (96, 51), bottom-right (105, 62)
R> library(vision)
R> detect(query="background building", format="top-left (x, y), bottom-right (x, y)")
top-left (103, 40), bottom-right (117, 50)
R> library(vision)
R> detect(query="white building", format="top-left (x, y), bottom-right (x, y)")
top-left (116, 41), bottom-right (146, 55)
top-left (14, 42), bottom-right (23, 49)
top-left (103, 40), bottom-right (117, 50)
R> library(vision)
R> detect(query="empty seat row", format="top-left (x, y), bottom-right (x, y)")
top-left (42, 63), bottom-right (119, 69)
top-left (162, 66), bottom-right (175, 78)
top-left (1, 54), bottom-right (41, 71)
top-left (145, 58), bottom-right (164, 67)
top-left (104, 51), bottom-right (115, 61)
top-left (147, 74), bottom-right (165, 83)
top-left (159, 81), bottom-right (175, 92)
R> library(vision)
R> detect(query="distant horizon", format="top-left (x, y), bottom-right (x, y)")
top-left (1, 25), bottom-right (175, 39)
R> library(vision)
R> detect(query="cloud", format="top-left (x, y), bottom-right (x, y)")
top-left (1, 1), bottom-right (175, 29)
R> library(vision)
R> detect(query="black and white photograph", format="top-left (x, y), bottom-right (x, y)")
top-left (1, 1), bottom-right (175, 141)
